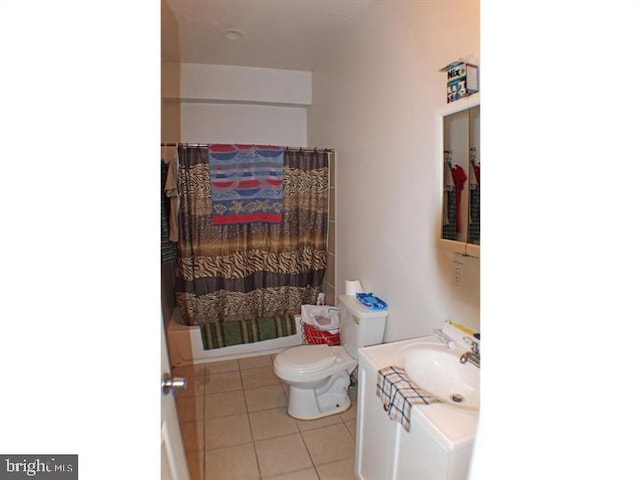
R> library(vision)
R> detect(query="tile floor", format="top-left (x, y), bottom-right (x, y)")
top-left (171, 353), bottom-right (359, 480)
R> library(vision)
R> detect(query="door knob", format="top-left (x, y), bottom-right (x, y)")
top-left (162, 373), bottom-right (188, 395)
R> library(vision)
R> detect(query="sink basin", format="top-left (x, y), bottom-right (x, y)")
top-left (401, 343), bottom-right (480, 409)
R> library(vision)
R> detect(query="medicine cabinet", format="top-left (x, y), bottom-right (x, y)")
top-left (437, 95), bottom-right (480, 258)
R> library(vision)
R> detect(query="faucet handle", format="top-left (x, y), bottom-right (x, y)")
top-left (463, 336), bottom-right (479, 354)
top-left (434, 329), bottom-right (456, 349)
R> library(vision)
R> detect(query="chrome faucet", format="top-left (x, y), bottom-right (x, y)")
top-left (460, 336), bottom-right (480, 368)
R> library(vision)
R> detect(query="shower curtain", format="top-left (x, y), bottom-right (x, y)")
top-left (174, 144), bottom-right (329, 331)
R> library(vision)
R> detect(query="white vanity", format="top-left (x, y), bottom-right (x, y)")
top-left (355, 335), bottom-right (479, 479)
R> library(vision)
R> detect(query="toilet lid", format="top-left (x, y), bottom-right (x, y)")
top-left (277, 345), bottom-right (337, 373)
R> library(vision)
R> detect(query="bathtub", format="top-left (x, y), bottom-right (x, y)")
top-left (166, 309), bottom-right (304, 367)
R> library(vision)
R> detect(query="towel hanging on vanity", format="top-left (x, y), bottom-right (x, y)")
top-left (376, 365), bottom-right (440, 432)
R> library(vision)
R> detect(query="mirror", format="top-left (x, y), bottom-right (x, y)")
top-left (440, 100), bottom-right (480, 255)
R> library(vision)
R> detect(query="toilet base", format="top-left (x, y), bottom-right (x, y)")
top-left (286, 370), bottom-right (352, 420)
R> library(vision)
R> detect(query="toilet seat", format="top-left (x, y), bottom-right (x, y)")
top-left (274, 344), bottom-right (357, 384)
top-left (276, 344), bottom-right (338, 374)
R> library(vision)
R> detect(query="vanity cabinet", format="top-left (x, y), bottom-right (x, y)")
top-left (438, 95), bottom-right (480, 258)
top-left (355, 338), bottom-right (478, 480)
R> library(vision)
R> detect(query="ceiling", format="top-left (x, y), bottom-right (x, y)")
top-left (162, 0), bottom-right (377, 71)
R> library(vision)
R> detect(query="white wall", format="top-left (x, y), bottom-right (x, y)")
top-left (309, 1), bottom-right (480, 342)
top-left (180, 103), bottom-right (307, 145)
top-left (173, 63), bottom-right (311, 146)
top-left (179, 64), bottom-right (311, 105)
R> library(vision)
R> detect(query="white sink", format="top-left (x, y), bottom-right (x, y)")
top-left (401, 343), bottom-right (480, 410)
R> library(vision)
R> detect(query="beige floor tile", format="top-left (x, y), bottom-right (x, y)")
top-left (176, 394), bottom-right (206, 423)
top-left (263, 467), bottom-right (319, 480)
top-left (178, 374), bottom-right (207, 398)
top-left (204, 443), bottom-right (260, 480)
top-left (249, 407), bottom-right (299, 441)
top-left (178, 353), bottom-right (364, 479)
top-left (204, 413), bottom-right (253, 450)
top-left (255, 433), bottom-right (313, 478)
top-left (242, 366), bottom-right (281, 389)
top-left (296, 413), bottom-right (342, 432)
top-left (185, 450), bottom-right (205, 480)
top-left (181, 420), bottom-right (205, 452)
top-left (301, 424), bottom-right (355, 466)
top-left (239, 354), bottom-right (273, 370)
top-left (172, 363), bottom-right (207, 378)
top-left (315, 457), bottom-right (358, 480)
top-left (205, 371), bottom-right (243, 395)
top-left (281, 382), bottom-right (290, 399)
top-left (205, 359), bottom-right (239, 375)
top-left (339, 403), bottom-right (357, 422)
top-left (203, 390), bottom-right (247, 419)
top-left (344, 419), bottom-right (357, 439)
top-left (244, 384), bottom-right (288, 412)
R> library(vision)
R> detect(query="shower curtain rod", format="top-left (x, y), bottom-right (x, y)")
top-left (161, 142), bottom-right (334, 153)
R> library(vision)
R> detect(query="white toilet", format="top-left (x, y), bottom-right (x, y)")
top-left (274, 294), bottom-right (388, 420)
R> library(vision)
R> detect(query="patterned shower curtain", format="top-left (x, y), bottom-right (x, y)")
top-left (175, 144), bottom-right (329, 326)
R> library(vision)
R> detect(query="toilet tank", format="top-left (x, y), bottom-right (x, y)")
top-left (338, 294), bottom-right (388, 359)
